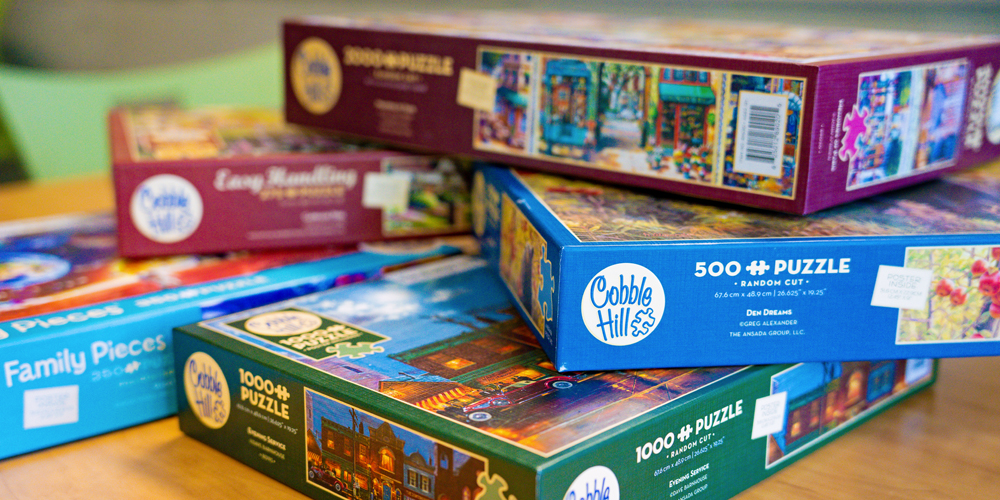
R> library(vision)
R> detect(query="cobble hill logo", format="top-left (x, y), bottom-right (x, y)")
top-left (581, 263), bottom-right (665, 347)
top-left (183, 351), bottom-right (230, 429)
top-left (130, 174), bottom-right (203, 243)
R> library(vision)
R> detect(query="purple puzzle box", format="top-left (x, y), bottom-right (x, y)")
top-left (283, 12), bottom-right (1000, 214)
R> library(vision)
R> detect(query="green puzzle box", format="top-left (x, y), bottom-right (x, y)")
top-left (175, 256), bottom-right (934, 500)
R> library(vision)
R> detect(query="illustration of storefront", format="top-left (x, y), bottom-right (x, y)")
top-left (769, 360), bottom-right (910, 462)
top-left (917, 62), bottom-right (967, 170)
top-left (864, 360), bottom-right (897, 404)
top-left (402, 452), bottom-right (435, 500)
top-left (653, 68), bottom-right (716, 180)
top-left (778, 363), bottom-right (830, 454)
top-left (852, 73), bottom-right (910, 183)
top-left (541, 58), bottom-right (595, 157)
top-left (839, 361), bottom-right (872, 419)
top-left (379, 381), bottom-right (473, 412)
top-left (494, 55), bottom-right (530, 149)
top-left (320, 417), bottom-right (374, 498)
top-left (318, 420), bottom-right (403, 499)
top-left (387, 316), bottom-right (570, 422)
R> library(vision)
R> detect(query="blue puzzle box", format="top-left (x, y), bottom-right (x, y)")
top-left (474, 161), bottom-right (1000, 371)
top-left (0, 213), bottom-right (460, 459)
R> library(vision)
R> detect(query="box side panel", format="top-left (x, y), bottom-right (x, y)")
top-left (0, 311), bottom-right (175, 459)
top-left (0, 247), bottom-right (456, 458)
top-left (115, 156), bottom-right (381, 257)
top-left (175, 327), bottom-right (538, 500)
top-left (284, 22), bottom-right (818, 213)
top-left (550, 234), bottom-right (1000, 371)
top-left (115, 154), bottom-right (470, 258)
top-left (107, 108), bottom-right (134, 165)
top-left (474, 166), bottom-right (574, 366)
top-left (805, 44), bottom-right (1000, 213)
top-left (538, 360), bottom-right (935, 499)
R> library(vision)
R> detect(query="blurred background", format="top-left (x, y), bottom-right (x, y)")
top-left (0, 0), bottom-right (997, 183)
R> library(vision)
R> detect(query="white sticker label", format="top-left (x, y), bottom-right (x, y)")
top-left (362, 172), bottom-right (412, 211)
top-left (870, 265), bottom-right (934, 310)
top-left (130, 174), bottom-right (204, 243)
top-left (751, 391), bottom-right (787, 439)
top-left (563, 465), bottom-right (620, 500)
top-left (24, 385), bottom-right (79, 429)
top-left (988, 67), bottom-right (1000, 145)
top-left (456, 67), bottom-right (498, 112)
top-left (581, 263), bottom-right (665, 346)
top-left (905, 358), bottom-right (933, 385)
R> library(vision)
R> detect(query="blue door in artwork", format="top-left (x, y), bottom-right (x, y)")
top-left (383, 484), bottom-right (391, 500)
top-left (543, 59), bottom-right (592, 154)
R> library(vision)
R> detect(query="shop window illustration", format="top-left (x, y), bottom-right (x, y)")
top-left (538, 58), bottom-right (657, 172)
top-left (309, 397), bottom-right (475, 500)
top-left (766, 360), bottom-right (931, 467)
top-left (379, 447), bottom-right (395, 473)
top-left (846, 369), bottom-right (865, 406)
top-left (542, 58), bottom-right (595, 158)
top-left (476, 52), bottom-right (533, 153)
top-left (846, 60), bottom-right (968, 189)
top-left (649, 68), bottom-right (716, 183)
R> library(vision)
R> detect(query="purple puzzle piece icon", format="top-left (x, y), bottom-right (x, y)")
top-left (838, 104), bottom-right (871, 162)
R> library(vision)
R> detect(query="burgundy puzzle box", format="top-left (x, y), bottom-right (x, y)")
top-left (283, 11), bottom-right (1000, 214)
top-left (111, 107), bottom-right (470, 257)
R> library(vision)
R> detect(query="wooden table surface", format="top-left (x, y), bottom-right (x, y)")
top-left (0, 174), bottom-right (998, 499)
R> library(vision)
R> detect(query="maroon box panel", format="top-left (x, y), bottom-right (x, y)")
top-left (804, 44), bottom-right (1000, 213)
top-left (110, 107), bottom-right (470, 257)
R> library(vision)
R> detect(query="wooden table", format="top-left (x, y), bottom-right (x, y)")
top-left (1, 175), bottom-right (998, 499)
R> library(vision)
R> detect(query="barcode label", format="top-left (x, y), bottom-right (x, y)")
top-left (734, 91), bottom-right (789, 177)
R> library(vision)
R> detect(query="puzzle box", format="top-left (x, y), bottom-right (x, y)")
top-left (0, 212), bottom-right (460, 459)
top-left (175, 255), bottom-right (935, 500)
top-left (474, 161), bottom-right (1000, 371)
top-left (111, 106), bottom-right (470, 257)
top-left (283, 12), bottom-right (1000, 214)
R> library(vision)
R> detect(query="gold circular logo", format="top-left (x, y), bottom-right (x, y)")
top-left (183, 352), bottom-right (231, 429)
top-left (290, 37), bottom-right (342, 115)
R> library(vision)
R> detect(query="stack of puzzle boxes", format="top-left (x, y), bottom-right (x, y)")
top-left (168, 12), bottom-right (1000, 500)
top-left (1, 107), bottom-right (472, 459)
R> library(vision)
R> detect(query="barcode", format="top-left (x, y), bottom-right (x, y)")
top-left (744, 105), bottom-right (781, 164)
top-left (734, 91), bottom-right (789, 178)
